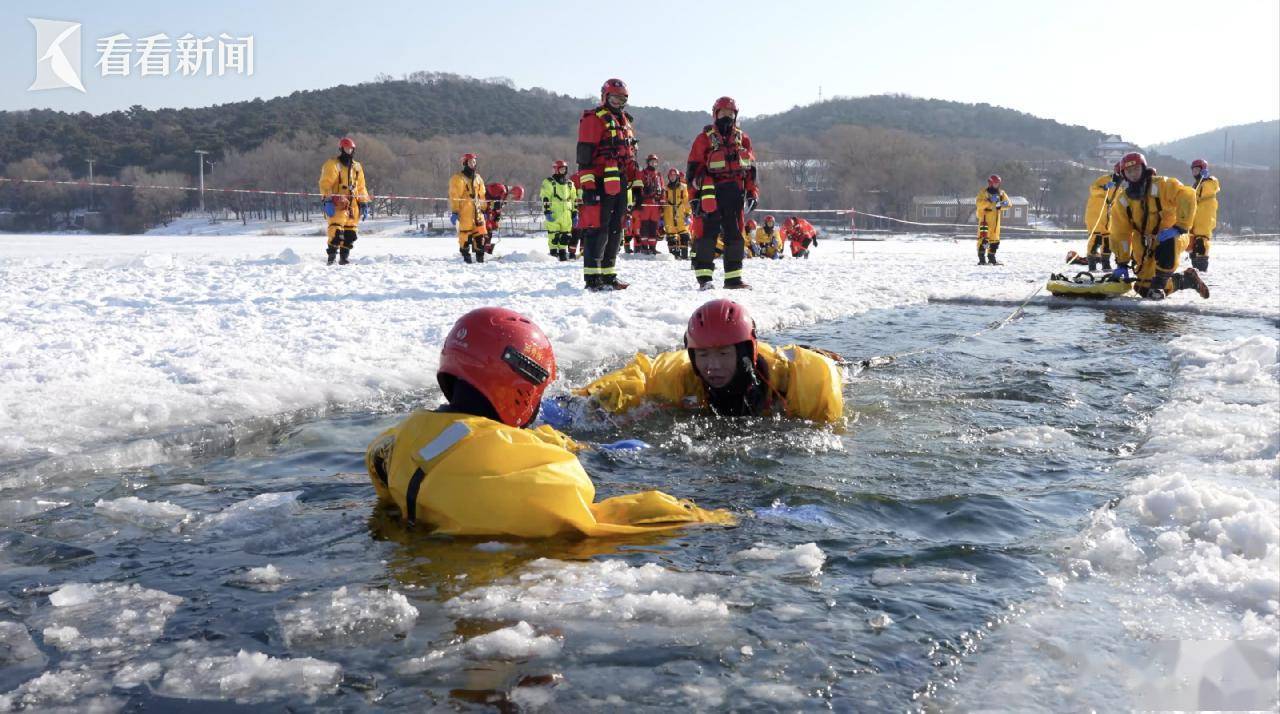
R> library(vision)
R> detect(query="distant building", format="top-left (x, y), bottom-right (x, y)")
top-left (911, 195), bottom-right (1031, 226)
top-left (1092, 134), bottom-right (1142, 166)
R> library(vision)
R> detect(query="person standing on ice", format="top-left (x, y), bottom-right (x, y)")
top-left (318, 137), bottom-right (370, 265)
top-left (630, 153), bottom-right (665, 255)
top-left (1069, 165), bottom-right (1122, 270)
top-left (1188, 158), bottom-right (1219, 272)
top-left (448, 153), bottom-right (488, 264)
top-left (571, 299), bottom-right (842, 422)
top-left (661, 168), bottom-right (692, 259)
top-left (364, 307), bottom-right (733, 538)
top-left (541, 160), bottom-right (577, 261)
top-left (975, 174), bottom-right (1010, 265)
top-left (1109, 152), bottom-right (1209, 300)
top-left (687, 97), bottom-right (759, 290)
top-left (576, 78), bottom-right (638, 291)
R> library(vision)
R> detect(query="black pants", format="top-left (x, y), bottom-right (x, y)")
top-left (584, 190), bottom-right (626, 281)
top-left (693, 182), bottom-right (745, 284)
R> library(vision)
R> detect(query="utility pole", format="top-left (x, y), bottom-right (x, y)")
top-left (195, 150), bottom-right (209, 213)
top-left (85, 158), bottom-right (95, 210)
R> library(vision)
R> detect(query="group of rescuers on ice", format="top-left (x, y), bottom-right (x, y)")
top-left (318, 78), bottom-right (821, 286)
top-left (320, 77), bottom-right (1217, 301)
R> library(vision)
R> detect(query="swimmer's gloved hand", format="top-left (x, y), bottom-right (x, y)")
top-left (538, 397), bottom-right (573, 429)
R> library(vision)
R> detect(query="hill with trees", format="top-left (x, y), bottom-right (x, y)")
top-left (1152, 120), bottom-right (1279, 170)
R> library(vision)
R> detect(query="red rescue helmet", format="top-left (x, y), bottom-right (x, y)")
top-left (745, 219), bottom-right (758, 232)
top-left (646, 153), bottom-right (659, 164)
top-left (461, 153), bottom-right (478, 166)
top-left (438, 307), bottom-right (556, 428)
top-left (685, 299), bottom-right (757, 360)
top-left (486, 182), bottom-right (507, 199)
top-left (601, 78), bottom-right (628, 105)
top-left (552, 160), bottom-right (568, 173)
top-left (712, 96), bottom-right (739, 118)
top-left (338, 137), bottom-right (356, 151)
top-left (507, 184), bottom-right (525, 201)
top-left (1191, 158), bottom-right (1209, 174)
top-left (987, 174), bottom-right (1002, 187)
top-left (763, 215), bottom-right (775, 226)
top-left (1119, 152), bottom-right (1147, 173)
top-left (667, 168), bottom-right (683, 181)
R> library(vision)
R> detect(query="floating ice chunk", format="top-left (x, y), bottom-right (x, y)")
top-left (41, 582), bottom-right (182, 653)
top-left (985, 425), bottom-right (1075, 450)
top-left (445, 558), bottom-right (728, 626)
top-left (0, 621), bottom-right (44, 667)
top-left (202, 491), bottom-right (302, 536)
top-left (732, 542), bottom-right (826, 577)
top-left (226, 564), bottom-right (291, 591)
top-left (112, 661), bottom-right (163, 688)
top-left (474, 541), bottom-right (523, 553)
top-left (870, 567), bottom-right (978, 586)
top-left (156, 648), bottom-right (341, 704)
top-left (277, 586), bottom-right (418, 647)
top-left (0, 666), bottom-right (115, 711)
top-left (510, 683), bottom-right (557, 710)
top-left (743, 682), bottom-right (805, 703)
top-left (94, 496), bottom-right (194, 531)
top-left (867, 612), bottom-right (895, 630)
top-left (465, 621), bottom-right (561, 660)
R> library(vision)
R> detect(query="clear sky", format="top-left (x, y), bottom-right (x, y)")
top-left (4, 0), bottom-right (1278, 146)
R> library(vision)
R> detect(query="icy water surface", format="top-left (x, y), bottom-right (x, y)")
top-left (0, 303), bottom-right (1273, 711)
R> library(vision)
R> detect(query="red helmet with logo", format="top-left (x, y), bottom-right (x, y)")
top-left (338, 137), bottom-right (356, 151)
top-left (507, 185), bottom-right (525, 201)
top-left (667, 168), bottom-right (683, 181)
top-left (745, 219), bottom-right (758, 232)
top-left (438, 308), bottom-right (556, 428)
top-left (987, 174), bottom-right (1001, 187)
top-left (461, 153), bottom-right (478, 166)
top-left (601, 78), bottom-right (628, 105)
top-left (685, 299), bottom-right (757, 360)
top-left (1119, 152), bottom-right (1147, 173)
top-left (552, 160), bottom-right (568, 173)
top-left (712, 96), bottom-right (739, 118)
top-left (1191, 158), bottom-right (1209, 173)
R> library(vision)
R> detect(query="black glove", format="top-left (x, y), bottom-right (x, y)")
top-left (744, 196), bottom-right (757, 214)
top-left (581, 188), bottom-right (600, 206)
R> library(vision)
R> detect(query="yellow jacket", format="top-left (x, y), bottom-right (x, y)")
top-left (448, 172), bottom-right (488, 235)
top-left (662, 182), bottom-right (691, 235)
top-left (976, 188), bottom-right (1010, 241)
top-left (1191, 175), bottom-right (1220, 236)
top-left (1110, 175), bottom-right (1196, 244)
top-left (366, 411), bottom-right (734, 538)
top-left (752, 226), bottom-right (784, 257)
top-left (318, 158), bottom-right (369, 221)
top-left (1084, 174), bottom-right (1116, 236)
top-left (574, 342), bottom-right (843, 423)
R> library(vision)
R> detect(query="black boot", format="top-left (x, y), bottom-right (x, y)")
top-left (338, 249), bottom-right (350, 265)
top-left (326, 248), bottom-right (337, 265)
top-left (1101, 256), bottom-right (1112, 271)
top-left (987, 245), bottom-right (1001, 265)
top-left (558, 249), bottom-right (568, 261)
top-left (1088, 257), bottom-right (1098, 271)
top-left (584, 274), bottom-right (601, 291)
top-left (460, 248), bottom-right (473, 264)
top-left (1191, 254), bottom-right (1208, 272)
top-left (978, 246), bottom-right (987, 265)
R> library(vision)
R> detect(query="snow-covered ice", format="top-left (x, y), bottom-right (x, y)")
top-left (276, 585), bottom-right (419, 647)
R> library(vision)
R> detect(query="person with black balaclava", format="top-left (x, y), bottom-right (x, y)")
top-left (687, 97), bottom-right (759, 289)
top-left (1108, 151), bottom-right (1209, 300)
top-left (448, 153), bottom-right (489, 264)
top-left (572, 299), bottom-right (842, 422)
top-left (318, 137), bottom-right (370, 265)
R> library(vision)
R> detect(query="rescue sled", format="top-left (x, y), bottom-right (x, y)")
top-left (1046, 271), bottom-right (1133, 299)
